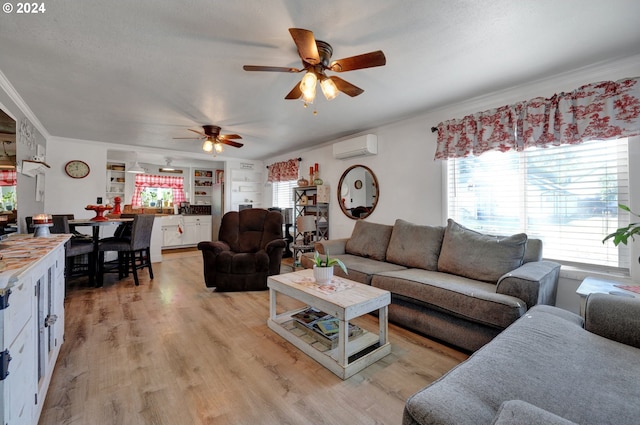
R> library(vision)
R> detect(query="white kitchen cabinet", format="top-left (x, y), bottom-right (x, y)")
top-left (161, 215), bottom-right (184, 248)
top-left (182, 216), bottom-right (212, 245)
top-left (0, 235), bottom-right (67, 425)
top-left (161, 215), bottom-right (212, 248)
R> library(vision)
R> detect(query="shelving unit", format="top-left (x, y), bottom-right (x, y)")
top-left (106, 161), bottom-right (126, 203)
top-left (229, 168), bottom-right (263, 211)
top-left (193, 169), bottom-right (214, 205)
top-left (293, 185), bottom-right (330, 243)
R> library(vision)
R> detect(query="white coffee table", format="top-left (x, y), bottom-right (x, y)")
top-left (267, 269), bottom-right (391, 379)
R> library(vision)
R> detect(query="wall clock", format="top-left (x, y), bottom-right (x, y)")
top-left (64, 160), bottom-right (90, 179)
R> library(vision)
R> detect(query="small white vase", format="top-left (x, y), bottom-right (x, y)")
top-left (313, 265), bottom-right (334, 284)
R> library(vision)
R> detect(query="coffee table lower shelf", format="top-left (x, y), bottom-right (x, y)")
top-left (268, 311), bottom-right (391, 379)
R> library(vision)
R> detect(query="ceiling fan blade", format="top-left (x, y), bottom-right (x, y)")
top-left (330, 76), bottom-right (364, 97)
top-left (173, 137), bottom-right (203, 140)
top-left (285, 82), bottom-right (302, 100)
top-left (329, 50), bottom-right (386, 72)
top-left (218, 134), bottom-right (242, 140)
top-left (289, 28), bottom-right (320, 65)
top-left (243, 65), bottom-right (302, 73)
top-left (188, 129), bottom-right (207, 137)
top-left (220, 139), bottom-right (244, 148)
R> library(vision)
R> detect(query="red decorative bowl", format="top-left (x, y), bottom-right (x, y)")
top-left (85, 205), bottom-right (113, 221)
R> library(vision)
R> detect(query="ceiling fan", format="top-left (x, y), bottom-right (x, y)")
top-left (243, 28), bottom-right (386, 104)
top-left (174, 125), bottom-right (243, 154)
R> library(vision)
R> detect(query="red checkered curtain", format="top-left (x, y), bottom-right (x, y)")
top-left (131, 174), bottom-right (186, 207)
top-left (267, 158), bottom-right (299, 182)
top-left (435, 76), bottom-right (640, 159)
top-left (0, 170), bottom-right (16, 186)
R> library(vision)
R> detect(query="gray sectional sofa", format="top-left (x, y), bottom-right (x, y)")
top-left (301, 218), bottom-right (560, 351)
top-left (403, 293), bottom-right (640, 425)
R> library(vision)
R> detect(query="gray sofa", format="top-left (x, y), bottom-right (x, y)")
top-left (301, 218), bottom-right (560, 351)
top-left (403, 293), bottom-right (640, 425)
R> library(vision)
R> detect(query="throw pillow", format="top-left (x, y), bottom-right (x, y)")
top-left (437, 219), bottom-right (527, 283)
top-left (386, 219), bottom-right (444, 270)
top-left (345, 220), bottom-right (393, 261)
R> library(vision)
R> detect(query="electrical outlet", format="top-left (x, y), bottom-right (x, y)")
top-left (97, 197), bottom-right (102, 204)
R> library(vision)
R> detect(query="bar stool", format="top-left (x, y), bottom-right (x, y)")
top-left (97, 214), bottom-right (155, 286)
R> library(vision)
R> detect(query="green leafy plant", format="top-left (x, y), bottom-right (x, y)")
top-left (313, 251), bottom-right (348, 275)
top-left (603, 204), bottom-right (640, 246)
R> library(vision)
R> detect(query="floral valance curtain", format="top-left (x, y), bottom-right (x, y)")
top-left (0, 170), bottom-right (16, 186)
top-left (434, 76), bottom-right (640, 160)
top-left (267, 158), bottom-right (300, 182)
top-left (131, 174), bottom-right (186, 207)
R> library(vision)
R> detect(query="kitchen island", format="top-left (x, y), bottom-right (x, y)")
top-left (0, 233), bottom-right (70, 425)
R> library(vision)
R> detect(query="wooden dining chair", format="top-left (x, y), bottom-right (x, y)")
top-left (97, 214), bottom-right (155, 287)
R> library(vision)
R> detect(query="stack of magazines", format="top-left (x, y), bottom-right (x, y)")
top-left (291, 307), bottom-right (363, 349)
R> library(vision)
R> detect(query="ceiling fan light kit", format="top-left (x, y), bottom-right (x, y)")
top-left (202, 138), bottom-right (214, 152)
top-left (243, 28), bottom-right (386, 105)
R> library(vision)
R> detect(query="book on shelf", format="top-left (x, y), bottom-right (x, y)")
top-left (315, 318), bottom-right (340, 335)
top-left (292, 307), bottom-right (331, 325)
top-left (292, 318), bottom-right (364, 349)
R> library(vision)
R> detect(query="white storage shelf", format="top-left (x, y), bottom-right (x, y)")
top-left (230, 169), bottom-right (263, 211)
top-left (106, 162), bottom-right (126, 202)
top-left (193, 169), bottom-right (214, 205)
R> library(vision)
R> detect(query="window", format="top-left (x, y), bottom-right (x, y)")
top-left (132, 174), bottom-right (186, 207)
top-left (447, 138), bottom-right (629, 269)
top-left (272, 180), bottom-right (297, 209)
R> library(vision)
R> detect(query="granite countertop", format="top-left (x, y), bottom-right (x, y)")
top-left (0, 233), bottom-right (71, 290)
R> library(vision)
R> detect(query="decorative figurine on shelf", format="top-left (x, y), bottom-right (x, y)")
top-left (313, 162), bottom-right (323, 185)
top-left (297, 176), bottom-right (309, 187)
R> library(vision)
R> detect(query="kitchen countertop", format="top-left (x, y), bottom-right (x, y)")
top-left (0, 233), bottom-right (71, 290)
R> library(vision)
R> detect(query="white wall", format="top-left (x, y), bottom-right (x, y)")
top-left (45, 137), bottom-right (108, 219)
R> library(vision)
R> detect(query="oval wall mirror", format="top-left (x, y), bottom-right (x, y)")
top-left (338, 165), bottom-right (379, 220)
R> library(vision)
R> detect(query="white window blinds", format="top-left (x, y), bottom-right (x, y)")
top-left (447, 138), bottom-right (629, 268)
top-left (272, 180), bottom-right (297, 209)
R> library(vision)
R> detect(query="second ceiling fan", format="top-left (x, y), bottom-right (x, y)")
top-left (243, 28), bottom-right (386, 104)
top-left (174, 125), bottom-right (243, 154)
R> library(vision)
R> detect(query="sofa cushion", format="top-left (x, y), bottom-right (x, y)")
top-left (345, 220), bottom-right (394, 261)
top-left (438, 219), bottom-right (527, 283)
top-left (492, 400), bottom-right (579, 425)
top-left (386, 219), bottom-right (444, 270)
top-left (372, 268), bottom-right (526, 329)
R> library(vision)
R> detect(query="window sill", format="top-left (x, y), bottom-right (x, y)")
top-left (558, 264), bottom-right (632, 283)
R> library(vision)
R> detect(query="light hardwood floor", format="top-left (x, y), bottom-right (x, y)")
top-left (38, 250), bottom-right (468, 425)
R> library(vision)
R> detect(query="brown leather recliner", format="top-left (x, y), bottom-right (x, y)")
top-left (197, 208), bottom-right (286, 291)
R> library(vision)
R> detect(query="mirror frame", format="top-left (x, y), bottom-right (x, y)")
top-left (337, 164), bottom-right (379, 220)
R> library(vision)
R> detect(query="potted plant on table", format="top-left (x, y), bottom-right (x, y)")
top-left (313, 251), bottom-right (348, 284)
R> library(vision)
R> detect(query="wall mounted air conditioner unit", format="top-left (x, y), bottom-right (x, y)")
top-left (332, 134), bottom-right (377, 160)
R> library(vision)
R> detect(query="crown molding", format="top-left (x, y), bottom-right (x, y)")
top-left (0, 68), bottom-right (51, 140)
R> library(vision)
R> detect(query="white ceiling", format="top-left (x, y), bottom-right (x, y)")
top-left (1, 0), bottom-right (639, 163)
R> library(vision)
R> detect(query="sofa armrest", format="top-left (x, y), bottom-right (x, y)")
top-left (496, 260), bottom-right (560, 309)
top-left (197, 240), bottom-right (230, 254)
top-left (492, 400), bottom-right (578, 425)
top-left (584, 292), bottom-right (640, 349)
top-left (313, 238), bottom-right (348, 255)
